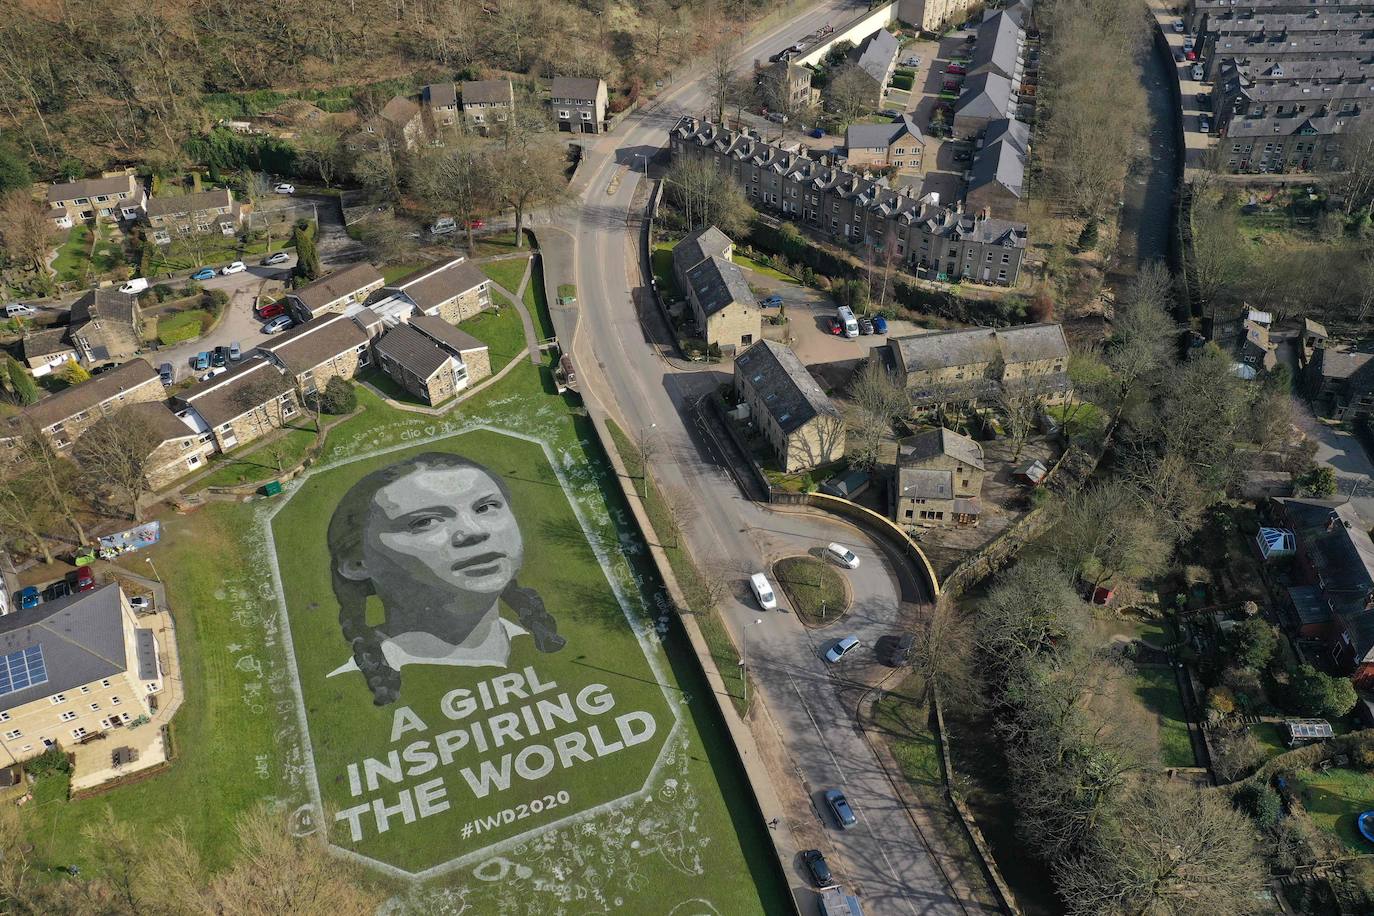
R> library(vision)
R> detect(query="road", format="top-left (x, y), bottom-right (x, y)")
top-left (552, 3), bottom-right (970, 913)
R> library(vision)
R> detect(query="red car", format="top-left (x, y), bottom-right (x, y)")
top-left (256, 302), bottom-right (286, 320)
top-left (827, 316), bottom-right (844, 335)
top-left (1185, 50), bottom-right (1197, 61)
top-left (73, 566), bottom-right (95, 593)
top-left (463, 218), bottom-right (485, 229)
top-left (946, 64), bottom-right (966, 75)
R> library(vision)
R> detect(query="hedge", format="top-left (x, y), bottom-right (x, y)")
top-left (891, 74), bottom-right (915, 91)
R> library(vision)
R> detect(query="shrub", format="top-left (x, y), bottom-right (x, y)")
top-left (1233, 782), bottom-right (1282, 829)
top-left (1296, 466), bottom-right (1337, 498)
top-left (6, 359), bottom-right (39, 405)
top-left (314, 376), bottom-right (357, 415)
top-left (1077, 218), bottom-right (1099, 249)
top-left (151, 283), bottom-right (176, 302)
top-left (25, 746), bottom-right (71, 779)
top-left (57, 359), bottom-right (91, 387)
top-left (203, 288), bottom-right (230, 316)
top-left (1285, 664), bottom-right (1357, 719)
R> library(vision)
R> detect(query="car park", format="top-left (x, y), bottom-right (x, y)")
top-left (229, 341), bottom-right (241, 361)
top-left (872, 315), bottom-right (888, 334)
top-left (221, 260), bottom-right (247, 275)
top-left (857, 316), bottom-right (874, 335)
top-left (262, 315), bottom-right (294, 334)
top-left (825, 635), bottom-right (860, 663)
top-left (256, 301), bottom-right (287, 320)
top-left (262, 251), bottom-right (291, 266)
top-left (192, 351), bottom-right (211, 371)
top-left (824, 789), bottom-right (857, 829)
top-left (5, 303), bottom-right (37, 318)
top-left (274, 183), bottom-right (295, 195)
top-left (191, 267), bottom-right (216, 281)
top-left (43, 580), bottom-right (71, 602)
top-left (158, 362), bottom-right (173, 385)
top-left (802, 849), bottom-right (835, 887)
top-left (825, 543), bottom-right (860, 570)
top-left (73, 567), bottom-right (95, 593)
top-left (750, 573), bottom-right (778, 610)
top-left (759, 294), bottom-right (784, 309)
top-left (18, 587), bottom-right (39, 610)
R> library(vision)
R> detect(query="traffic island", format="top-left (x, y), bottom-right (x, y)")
top-left (773, 555), bottom-right (850, 627)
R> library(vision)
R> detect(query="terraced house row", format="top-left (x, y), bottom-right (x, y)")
top-left (670, 117), bottom-right (1029, 286)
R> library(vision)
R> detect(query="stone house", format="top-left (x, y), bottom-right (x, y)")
top-left (45, 172), bottom-right (145, 228)
top-left (260, 311), bottom-right (373, 396)
top-left (967, 11), bottom-right (1026, 83)
top-left (1304, 345), bottom-right (1374, 420)
top-left (734, 339), bottom-right (845, 472)
top-left (670, 118), bottom-right (1029, 285)
top-left (423, 82), bottom-right (460, 129)
top-left (954, 72), bottom-right (1018, 138)
top-left (373, 316), bottom-right (491, 405)
top-left (893, 426), bottom-right (985, 528)
top-left (897, 0), bottom-right (980, 32)
top-left (844, 115), bottom-right (926, 178)
top-left (761, 60), bottom-right (815, 112)
top-left (1, 359), bottom-right (164, 450)
top-left (0, 585), bottom-right (163, 767)
top-left (875, 323), bottom-right (1071, 407)
top-left (117, 401), bottom-right (217, 488)
top-left (550, 77), bottom-right (608, 133)
top-left (363, 95), bottom-right (425, 151)
top-left (461, 79), bottom-right (516, 133)
top-left (966, 118), bottom-right (1029, 217)
top-left (285, 262), bottom-right (386, 322)
top-left (173, 357), bottom-right (299, 453)
top-left (66, 288), bottom-right (144, 366)
top-left (369, 258), bottom-right (493, 324)
top-left (895, 468), bottom-right (958, 527)
top-left (143, 189), bottom-right (242, 245)
top-left (850, 29), bottom-right (900, 108)
top-left (671, 225), bottom-right (759, 354)
top-left (20, 328), bottom-right (79, 378)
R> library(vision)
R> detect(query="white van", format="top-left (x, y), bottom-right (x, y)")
top-left (119, 277), bottom-right (149, 294)
top-left (750, 573), bottom-right (778, 610)
top-left (431, 217), bottom-right (457, 235)
top-left (836, 306), bottom-right (859, 338)
top-left (4, 303), bottom-right (36, 318)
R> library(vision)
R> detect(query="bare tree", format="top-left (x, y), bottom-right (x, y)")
top-left (846, 358), bottom-right (907, 469)
top-left (632, 423), bottom-right (659, 498)
top-left (826, 66), bottom-right (873, 127)
top-left (296, 126), bottom-right (346, 187)
top-left (911, 596), bottom-right (977, 704)
top-left (707, 36), bottom-right (741, 122)
top-left (0, 461), bottom-right (55, 563)
top-left (998, 380), bottom-right (1046, 462)
top-left (412, 140), bottom-right (492, 255)
top-left (1050, 480), bottom-right (1169, 592)
top-left (662, 156), bottom-right (754, 236)
top-left (0, 190), bottom-right (55, 275)
top-left (661, 484), bottom-right (697, 548)
top-left (490, 125), bottom-right (568, 247)
top-left (73, 407), bottom-right (163, 521)
top-left (14, 425), bottom-right (87, 543)
top-left (242, 170), bottom-right (273, 207)
top-left (355, 213), bottom-right (421, 266)
top-left (1191, 202), bottom-right (1250, 319)
top-left (1337, 120), bottom-right (1374, 215)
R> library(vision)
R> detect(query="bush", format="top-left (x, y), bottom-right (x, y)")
top-left (314, 376), bottom-right (357, 415)
top-left (25, 746), bottom-right (71, 779)
top-left (1233, 782), bottom-right (1282, 828)
top-left (1296, 466), bottom-right (1337, 498)
top-left (1077, 218), bottom-right (1099, 249)
top-left (151, 283), bottom-right (176, 302)
top-left (203, 288), bottom-right (230, 316)
top-left (57, 359), bottom-right (91, 387)
top-left (6, 359), bottom-right (39, 405)
top-left (1285, 664), bottom-right (1357, 719)
top-left (890, 74), bottom-right (914, 91)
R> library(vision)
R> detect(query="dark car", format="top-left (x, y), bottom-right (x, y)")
top-left (43, 580), bottom-right (71, 602)
top-left (802, 849), bottom-right (834, 888)
top-left (1196, 91), bottom-right (1211, 106)
top-left (759, 294), bottom-right (784, 309)
top-left (872, 315), bottom-right (888, 334)
top-left (73, 566), bottom-right (95, 593)
top-left (825, 789), bottom-right (857, 829)
top-left (886, 633), bottom-right (916, 666)
top-left (953, 149), bottom-right (971, 162)
top-left (809, 127), bottom-right (824, 139)
top-left (211, 347), bottom-right (227, 368)
top-left (192, 351), bottom-right (210, 371)
top-left (158, 362), bottom-right (173, 385)
top-left (857, 316), bottom-right (874, 335)
top-left (18, 587), bottom-right (39, 610)
top-left (1173, 49), bottom-right (1185, 62)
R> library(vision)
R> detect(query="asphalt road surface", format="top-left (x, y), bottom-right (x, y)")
top-left (552, 4), bottom-right (970, 914)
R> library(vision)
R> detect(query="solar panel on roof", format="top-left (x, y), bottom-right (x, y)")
top-left (0, 645), bottom-right (48, 698)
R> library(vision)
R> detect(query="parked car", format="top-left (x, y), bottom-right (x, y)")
top-left (4, 303), bottom-right (36, 318)
top-left (1183, 34), bottom-right (1195, 50)
top-left (18, 587), bottom-right (39, 610)
top-left (1192, 63), bottom-right (1205, 80)
top-left (1196, 91), bottom-right (1211, 106)
top-left (256, 302), bottom-right (286, 320)
top-left (120, 277), bottom-right (149, 294)
top-left (158, 362), bottom-right (173, 385)
top-left (827, 316), bottom-right (844, 335)
top-left (879, 109), bottom-right (901, 118)
top-left (73, 566), bottom-right (95, 593)
top-left (765, 111), bottom-right (788, 124)
top-left (857, 316), bottom-right (874, 335)
top-left (836, 305), bottom-right (859, 338)
top-left (871, 315), bottom-right (888, 334)
top-left (463, 218), bottom-right (485, 229)
top-left (262, 251), bottom-right (291, 266)
top-left (200, 366), bottom-right (227, 381)
top-left (1173, 19), bottom-right (1185, 32)
top-left (191, 267), bottom-right (216, 281)
top-left (128, 595), bottom-right (152, 611)
top-left (825, 635), bottom-right (860, 663)
top-left (211, 347), bottom-right (227, 368)
top-left (825, 543), bottom-right (860, 570)
top-left (274, 183), bottom-right (295, 195)
top-left (901, 55), bottom-right (921, 67)
top-left (229, 341), bottom-right (241, 361)
top-left (1199, 114), bottom-right (1212, 133)
top-left (431, 217), bottom-right (457, 235)
top-left (221, 260), bottom-right (247, 275)
top-left (1185, 49), bottom-right (1197, 61)
top-left (43, 580), bottom-right (71, 602)
top-left (749, 573), bottom-right (778, 611)
top-left (802, 849), bottom-right (835, 887)
top-left (192, 351), bottom-right (211, 371)
top-left (886, 633), bottom-right (916, 666)
top-left (824, 789), bottom-right (857, 829)
top-left (809, 127), bottom-right (824, 139)
top-left (262, 315), bottom-right (294, 334)
top-left (759, 294), bottom-right (784, 308)
top-left (953, 149), bottom-right (971, 163)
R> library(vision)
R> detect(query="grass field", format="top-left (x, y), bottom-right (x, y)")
top-left (479, 257), bottom-right (529, 293)
top-left (735, 253), bottom-right (797, 282)
top-left (52, 224), bottom-right (124, 285)
top-left (358, 367), bottom-right (433, 408)
top-left (186, 425), bottom-right (319, 491)
top-left (524, 257), bottom-right (556, 340)
top-left (1294, 767), bottom-right (1374, 851)
top-left (381, 262), bottom-right (426, 284)
top-left (458, 296), bottom-right (527, 371)
top-left (773, 555), bottom-right (847, 626)
top-left (156, 309), bottom-right (210, 345)
top-left (1133, 666), bottom-right (1196, 768)
top-left (148, 236), bottom-right (290, 275)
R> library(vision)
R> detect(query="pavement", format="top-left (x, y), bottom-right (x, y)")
top-left (545, 2), bottom-right (974, 912)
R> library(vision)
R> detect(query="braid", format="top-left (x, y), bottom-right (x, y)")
top-left (503, 579), bottom-right (565, 653)
top-left (334, 569), bottom-right (402, 705)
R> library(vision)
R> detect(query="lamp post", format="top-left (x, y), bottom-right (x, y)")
top-left (144, 556), bottom-right (161, 584)
top-left (634, 152), bottom-right (648, 175)
top-left (637, 422), bottom-right (656, 498)
top-left (740, 617), bottom-right (764, 709)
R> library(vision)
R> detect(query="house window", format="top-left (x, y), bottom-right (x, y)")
top-left (100, 679), bottom-right (111, 688)
top-left (71, 728), bottom-right (87, 740)
top-left (2, 730), bottom-right (19, 740)
top-left (42, 738), bottom-right (54, 748)
top-left (89, 702), bottom-right (99, 711)
top-left (50, 694), bottom-right (67, 705)
top-left (558, 110), bottom-right (570, 119)
top-left (0, 712), bottom-right (8, 722)
top-left (59, 711), bottom-right (76, 722)
top-left (110, 696), bottom-right (120, 706)
top-left (79, 686), bottom-right (91, 694)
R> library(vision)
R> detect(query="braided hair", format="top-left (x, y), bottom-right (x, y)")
top-left (327, 452), bottom-right (565, 706)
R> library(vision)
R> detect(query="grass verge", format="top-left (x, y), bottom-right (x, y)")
top-left (480, 256), bottom-right (530, 293)
top-left (156, 309), bottom-right (210, 346)
top-left (458, 295), bottom-right (527, 371)
top-left (651, 242), bottom-right (681, 300)
top-left (774, 555), bottom-right (847, 626)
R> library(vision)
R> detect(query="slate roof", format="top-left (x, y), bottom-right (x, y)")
top-left (374, 323), bottom-right (454, 379)
top-left (385, 258), bottom-right (489, 312)
top-left (380, 95), bottom-right (422, 127)
top-left (70, 288), bottom-right (137, 330)
top-left (970, 11), bottom-right (1025, 81)
top-left (1280, 499), bottom-right (1374, 662)
top-left (176, 356), bottom-right (292, 428)
top-left (899, 467), bottom-right (954, 500)
top-left (260, 312), bottom-right (367, 376)
top-left (736, 339), bottom-right (839, 434)
top-left (10, 359), bottom-right (159, 432)
top-left (288, 262), bottom-right (384, 314)
top-left (983, 117), bottom-right (1031, 155)
top-left (551, 77), bottom-right (603, 102)
top-left (890, 323), bottom-right (1068, 375)
top-left (855, 29), bottom-right (900, 86)
top-left (899, 427), bottom-right (986, 470)
top-left (845, 114), bottom-right (924, 153)
top-left (46, 174), bottom-right (137, 205)
top-left (121, 400), bottom-right (198, 445)
top-left (955, 72), bottom-right (1017, 121)
top-left (0, 584), bottom-right (129, 712)
top-left (684, 255), bottom-right (753, 318)
top-left (22, 327), bottom-right (75, 361)
top-left (968, 121), bottom-right (1029, 202)
top-left (135, 629), bottom-right (159, 681)
top-left (1315, 347), bottom-right (1374, 380)
top-left (1288, 585), bottom-right (1334, 628)
top-left (672, 225), bottom-right (733, 277)
top-left (409, 314), bottom-right (487, 354)
top-left (145, 188), bottom-right (233, 218)
top-left (461, 79), bottom-right (513, 105)
top-left (423, 82), bottom-right (458, 108)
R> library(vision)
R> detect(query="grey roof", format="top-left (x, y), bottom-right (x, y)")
top-left (1279, 499), bottom-right (1374, 662)
top-left (423, 82), bottom-right (458, 108)
top-left (10, 359), bottom-right (159, 432)
top-left (998, 323), bottom-right (1071, 362)
top-left (1288, 585), bottom-right (1334, 628)
top-left (1316, 347), bottom-right (1374, 380)
top-left (135, 629), bottom-right (158, 681)
top-left (0, 584), bottom-right (129, 712)
top-left (261, 311), bottom-right (368, 376)
top-left (385, 258), bottom-right (489, 312)
top-left (684, 255), bottom-right (754, 318)
top-left (288, 262), bottom-right (384, 314)
top-left (46, 174), bottom-right (137, 205)
top-left (1212, 31), bottom-right (1374, 59)
top-left (550, 77), bottom-right (604, 102)
top-left (374, 322), bottom-right (454, 379)
top-left (855, 29), bottom-right (900, 85)
top-left (969, 126), bottom-right (1029, 202)
top-left (672, 225), bottom-right (733, 277)
top-left (956, 72), bottom-right (1016, 121)
top-left (1003, 0), bottom-right (1035, 28)
top-left (380, 95), bottom-right (422, 127)
top-left (983, 117), bottom-right (1030, 156)
top-left (176, 356), bottom-right (292, 428)
top-left (22, 327), bottom-right (75, 361)
top-left (845, 114), bottom-right (924, 153)
top-left (409, 314), bottom-right (487, 354)
top-left (1209, 10), bottom-right (1371, 36)
top-left (735, 339), bottom-right (839, 434)
top-left (70, 287), bottom-right (137, 330)
top-left (121, 401), bottom-right (198, 446)
top-left (899, 467), bottom-right (954, 500)
top-left (899, 427), bottom-right (985, 470)
top-left (891, 323), bottom-right (1068, 374)
top-left (970, 11), bottom-right (1025, 81)
top-left (461, 79), bottom-right (513, 106)
top-left (145, 188), bottom-right (233, 218)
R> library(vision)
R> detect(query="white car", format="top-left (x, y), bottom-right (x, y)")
top-left (825, 543), bottom-right (860, 570)
top-left (274, 183), bottom-right (295, 195)
top-left (4, 303), bottom-right (36, 318)
top-left (750, 573), bottom-right (777, 611)
top-left (262, 251), bottom-right (291, 266)
top-left (119, 277), bottom-right (149, 294)
top-left (129, 596), bottom-right (152, 611)
top-left (902, 56), bottom-right (921, 67)
top-left (221, 261), bottom-right (247, 275)
top-left (825, 635), bottom-right (861, 664)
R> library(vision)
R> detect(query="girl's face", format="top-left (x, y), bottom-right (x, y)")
top-left (361, 465), bottom-right (524, 599)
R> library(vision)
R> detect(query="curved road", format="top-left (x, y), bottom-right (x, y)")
top-left (544, 4), bottom-right (971, 914)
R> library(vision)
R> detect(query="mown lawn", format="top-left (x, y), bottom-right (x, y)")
top-left (651, 242), bottom-right (682, 300)
top-left (185, 425), bottom-right (320, 491)
top-left (735, 253), bottom-right (797, 282)
top-left (458, 294), bottom-right (527, 370)
top-left (52, 224), bottom-right (124, 285)
top-left (156, 309), bottom-right (210, 346)
top-left (1133, 666), bottom-right (1196, 768)
top-left (479, 256), bottom-right (529, 293)
top-left (148, 236), bottom-right (291, 275)
top-left (774, 555), bottom-right (847, 626)
top-left (381, 262), bottom-right (425, 284)
top-left (1294, 767), bottom-right (1374, 852)
top-left (357, 367), bottom-right (432, 407)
